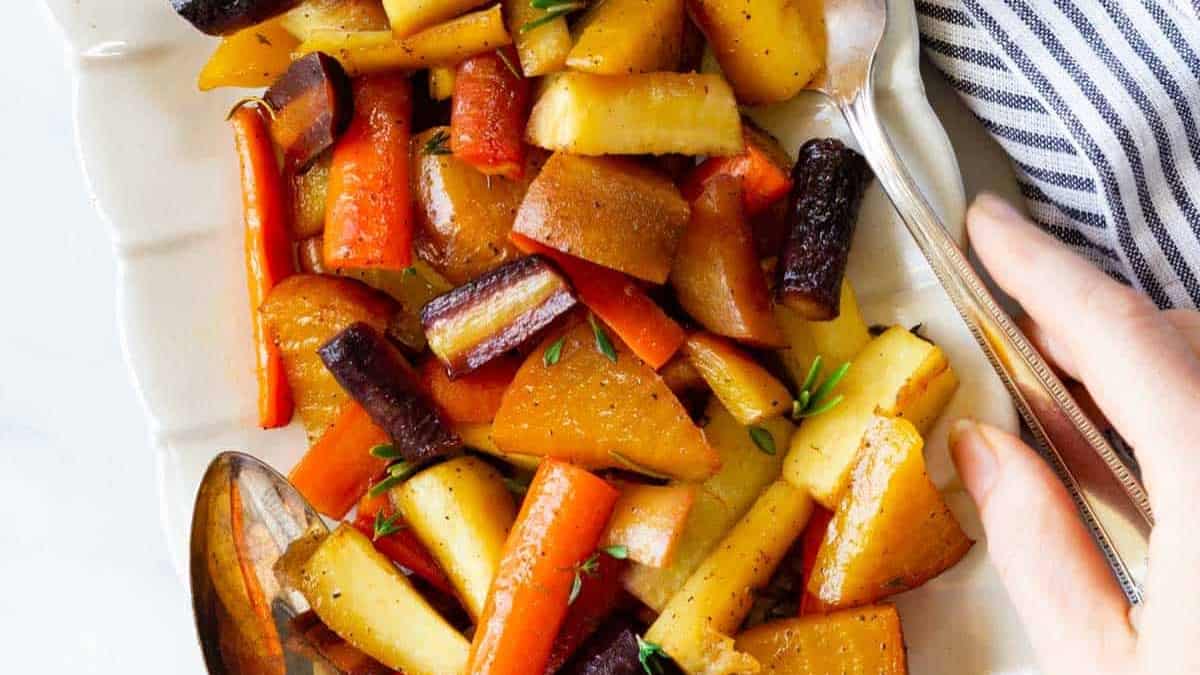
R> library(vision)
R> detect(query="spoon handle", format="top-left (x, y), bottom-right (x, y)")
top-left (839, 89), bottom-right (1153, 603)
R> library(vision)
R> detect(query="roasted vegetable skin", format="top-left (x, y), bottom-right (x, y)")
top-left (264, 52), bottom-right (352, 172)
top-left (318, 322), bottom-right (460, 463)
top-left (421, 255), bottom-right (577, 376)
top-left (560, 617), bottom-right (650, 675)
top-left (776, 138), bottom-right (873, 320)
top-left (173, 0), bottom-right (304, 35)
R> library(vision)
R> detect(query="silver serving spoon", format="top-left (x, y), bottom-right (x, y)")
top-left (190, 451), bottom-right (329, 674)
top-left (822, 0), bottom-right (1152, 601)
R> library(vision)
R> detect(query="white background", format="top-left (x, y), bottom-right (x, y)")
top-left (0, 4), bottom-right (204, 672)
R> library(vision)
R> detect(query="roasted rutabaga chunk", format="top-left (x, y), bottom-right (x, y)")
top-left (776, 138), bottom-right (874, 321)
top-left (264, 52), bottom-right (353, 173)
top-left (420, 255), bottom-right (577, 376)
top-left (317, 322), bottom-right (460, 463)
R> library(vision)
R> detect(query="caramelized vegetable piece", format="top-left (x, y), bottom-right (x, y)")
top-left (383, 0), bottom-right (490, 36)
top-left (601, 481), bottom-right (696, 568)
top-left (645, 481), bottom-right (814, 675)
top-left (797, 507), bottom-right (834, 615)
top-left (545, 558), bottom-right (630, 674)
top-left (325, 74), bottom-right (413, 271)
top-left (340, 260), bottom-right (454, 351)
top-left (559, 617), bottom-right (644, 675)
top-left (289, 401), bottom-right (389, 518)
top-left (393, 456), bottom-right (518, 621)
top-left (504, 0), bottom-right (571, 76)
top-left (493, 322), bottom-right (719, 481)
top-left (566, 0), bottom-right (684, 74)
top-left (775, 279), bottom-right (871, 388)
top-left (511, 233), bottom-right (686, 369)
top-left (527, 72), bottom-right (742, 156)
top-left (198, 19), bottom-right (299, 90)
top-left (451, 48), bottom-right (531, 180)
top-left (277, 525), bottom-right (470, 675)
top-left (455, 422), bottom-right (543, 471)
top-left (264, 52), bottom-right (352, 173)
top-left (296, 6), bottom-right (512, 75)
top-left (467, 460), bottom-right (620, 675)
top-left (281, 0), bottom-right (390, 39)
top-left (291, 154), bottom-right (330, 238)
top-left (421, 354), bottom-right (519, 424)
top-left (685, 332), bottom-right (791, 425)
top-left (412, 127), bottom-right (536, 284)
top-left (287, 611), bottom-right (391, 675)
top-left (173, 0), bottom-right (304, 35)
top-left (681, 123), bottom-right (794, 216)
top-left (734, 604), bottom-right (908, 674)
top-left (673, 177), bottom-right (785, 347)
top-left (776, 139), bottom-right (873, 320)
top-left (421, 256), bottom-right (577, 375)
top-left (659, 354), bottom-right (707, 396)
top-left (429, 65), bottom-right (457, 100)
top-left (623, 398), bottom-right (791, 611)
top-left (687, 0), bottom-right (824, 103)
top-left (810, 416), bottom-right (972, 608)
top-left (352, 487), bottom-right (457, 595)
top-left (513, 153), bottom-right (689, 284)
top-left (262, 274), bottom-right (397, 440)
top-left (318, 322), bottom-right (460, 463)
top-left (784, 326), bottom-right (958, 508)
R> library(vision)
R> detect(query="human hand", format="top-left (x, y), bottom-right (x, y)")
top-left (951, 194), bottom-right (1200, 675)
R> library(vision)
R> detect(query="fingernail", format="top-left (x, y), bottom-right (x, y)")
top-left (970, 193), bottom-right (1023, 226)
top-left (949, 418), bottom-right (1000, 501)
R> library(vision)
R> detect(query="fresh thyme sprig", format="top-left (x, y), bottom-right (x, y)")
top-left (368, 459), bottom-right (417, 498)
top-left (567, 545), bottom-right (629, 605)
top-left (422, 129), bottom-right (452, 156)
top-left (372, 510), bottom-right (405, 540)
top-left (543, 335), bottom-right (566, 366)
top-left (636, 635), bottom-right (669, 675)
top-left (589, 314), bottom-right (617, 363)
top-left (520, 0), bottom-right (586, 33)
top-left (748, 426), bottom-right (776, 455)
top-left (791, 355), bottom-right (850, 419)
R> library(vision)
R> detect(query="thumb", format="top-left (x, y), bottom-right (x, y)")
top-left (949, 418), bottom-right (1135, 674)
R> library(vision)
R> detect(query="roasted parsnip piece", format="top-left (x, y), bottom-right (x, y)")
top-left (810, 416), bottom-right (972, 608)
top-left (383, 0), bottom-right (490, 37)
top-left (600, 481), bottom-right (697, 568)
top-left (421, 255), bottom-right (577, 375)
top-left (264, 52), bottom-right (352, 172)
top-left (526, 72), bottom-right (742, 157)
top-left (685, 332), bottom-right (791, 425)
top-left (776, 138), bottom-right (873, 320)
top-left (504, 0), bottom-right (571, 76)
top-left (318, 322), bottom-right (460, 463)
top-left (735, 604), bottom-right (908, 674)
top-left (566, 0), bottom-right (684, 74)
top-left (775, 279), bottom-right (872, 388)
top-left (281, 0), bottom-right (390, 40)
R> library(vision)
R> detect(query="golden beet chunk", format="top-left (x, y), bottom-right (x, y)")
top-left (809, 415), bottom-right (972, 608)
top-left (734, 604), bottom-right (907, 674)
top-left (492, 321), bottom-right (719, 482)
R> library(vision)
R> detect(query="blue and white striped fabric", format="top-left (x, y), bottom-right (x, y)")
top-left (915, 0), bottom-right (1200, 309)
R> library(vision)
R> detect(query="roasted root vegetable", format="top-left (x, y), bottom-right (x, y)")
top-left (504, 0), bottom-right (571, 76)
top-left (784, 326), bottom-right (958, 508)
top-left (276, 525), bottom-right (470, 675)
top-left (296, 6), bottom-right (512, 75)
top-left (513, 153), bottom-right (690, 284)
top-left (681, 123), bottom-right (794, 216)
top-left (511, 233), bottom-right (686, 369)
top-left (392, 456), bottom-right (517, 621)
top-left (420, 255), bottom-right (577, 375)
top-left (545, 553), bottom-right (630, 674)
top-left (429, 65), bottom-right (457, 100)
top-left (262, 274), bottom-right (396, 440)
top-left (340, 260), bottom-right (454, 351)
top-left (685, 332), bottom-right (791, 425)
top-left (566, 0), bottom-right (684, 74)
top-left (623, 398), bottom-right (791, 610)
top-left (289, 401), bottom-right (389, 518)
top-left (318, 322), bottom-right (460, 463)
top-left (231, 105), bottom-right (296, 430)
top-left (420, 354), bottom-right (520, 424)
top-left (687, 0), bottom-right (824, 104)
top-left (659, 355), bottom-right (707, 396)
top-left (291, 154), bottom-right (330, 238)
top-left (734, 604), bottom-right (908, 674)
top-left (467, 460), bottom-right (620, 675)
top-left (797, 506), bottom-right (834, 615)
top-left (810, 415), bottom-right (972, 608)
top-left (287, 611), bottom-right (390, 675)
top-left (776, 139), bottom-right (873, 320)
top-left (645, 481), bottom-right (814, 675)
top-left (559, 618), bottom-right (644, 675)
top-left (411, 127), bottom-right (535, 285)
top-left (264, 52), bottom-right (352, 173)
top-left (672, 176), bottom-right (785, 347)
top-left (601, 481), bottom-right (696, 568)
top-left (527, 72), bottom-right (742, 157)
top-left (173, 0), bottom-right (304, 35)
top-left (324, 74), bottom-right (413, 271)
top-left (455, 422), bottom-right (543, 471)
top-left (383, 0), bottom-right (490, 36)
top-left (281, 0), bottom-right (390, 39)
top-left (776, 279), bottom-right (871, 388)
top-left (451, 48), bottom-right (531, 180)
top-left (352, 487), bottom-right (456, 595)
top-left (198, 19), bottom-right (299, 90)
top-left (493, 322), bottom-right (719, 482)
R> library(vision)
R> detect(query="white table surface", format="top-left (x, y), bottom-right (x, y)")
top-left (0, 5), bottom-right (204, 673)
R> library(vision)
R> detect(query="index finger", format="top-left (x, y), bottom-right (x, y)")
top-left (967, 194), bottom-right (1200, 512)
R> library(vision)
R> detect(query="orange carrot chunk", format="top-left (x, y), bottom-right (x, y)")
top-left (681, 125), bottom-right (794, 216)
top-left (467, 460), bottom-right (620, 675)
top-left (451, 47), bottom-right (530, 180)
top-left (288, 402), bottom-right (390, 519)
top-left (325, 74), bottom-right (414, 270)
top-left (419, 354), bottom-right (521, 425)
top-left (510, 233), bottom-right (685, 369)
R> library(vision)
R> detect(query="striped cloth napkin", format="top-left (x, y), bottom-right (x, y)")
top-left (915, 0), bottom-right (1200, 309)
